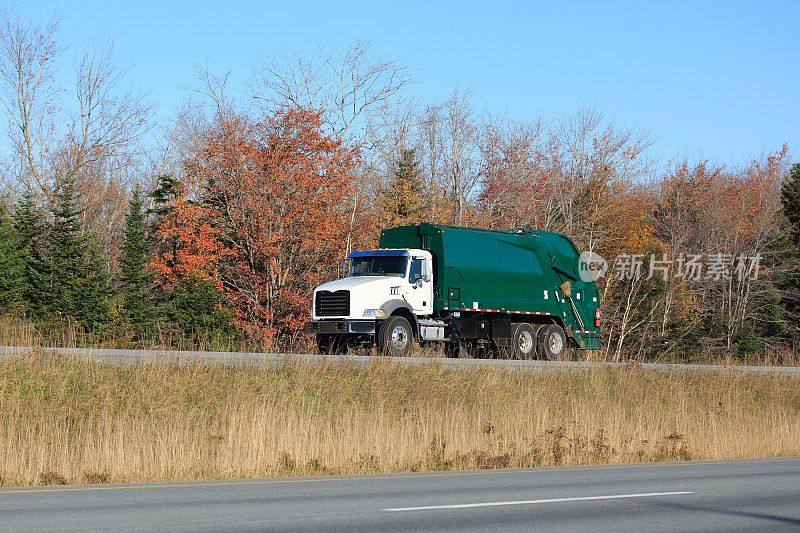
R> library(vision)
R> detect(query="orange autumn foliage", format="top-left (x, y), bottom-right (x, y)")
top-left (150, 188), bottom-right (229, 288)
top-left (157, 106), bottom-right (359, 348)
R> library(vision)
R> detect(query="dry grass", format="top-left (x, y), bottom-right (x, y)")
top-left (0, 315), bottom-right (263, 353)
top-left (0, 351), bottom-right (799, 486)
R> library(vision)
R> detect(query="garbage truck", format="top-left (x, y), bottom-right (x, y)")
top-left (305, 223), bottom-right (601, 358)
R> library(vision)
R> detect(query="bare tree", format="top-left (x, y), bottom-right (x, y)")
top-left (0, 10), bottom-right (60, 195)
top-left (190, 64), bottom-right (236, 120)
top-left (62, 42), bottom-right (151, 176)
top-left (361, 97), bottom-right (424, 209)
top-left (420, 103), bottom-right (443, 221)
top-left (550, 105), bottom-right (653, 252)
top-left (439, 89), bottom-right (481, 225)
top-left (478, 115), bottom-right (554, 229)
top-left (255, 39), bottom-right (411, 144)
top-left (607, 274), bottom-right (662, 362)
top-left (59, 41), bottom-right (153, 259)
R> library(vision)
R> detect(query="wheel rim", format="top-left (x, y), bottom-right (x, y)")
top-left (391, 325), bottom-right (409, 351)
top-left (518, 331), bottom-right (533, 354)
top-left (548, 332), bottom-right (563, 354)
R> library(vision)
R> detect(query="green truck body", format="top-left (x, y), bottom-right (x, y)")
top-left (379, 223), bottom-right (601, 350)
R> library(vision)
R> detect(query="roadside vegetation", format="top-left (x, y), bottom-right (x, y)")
top-left (1, 352), bottom-right (798, 486)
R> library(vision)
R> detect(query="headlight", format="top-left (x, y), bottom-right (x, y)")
top-left (363, 309), bottom-right (386, 318)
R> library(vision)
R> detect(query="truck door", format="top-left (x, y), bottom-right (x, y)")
top-left (404, 256), bottom-right (433, 315)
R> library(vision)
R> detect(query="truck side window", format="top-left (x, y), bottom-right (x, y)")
top-left (409, 258), bottom-right (424, 282)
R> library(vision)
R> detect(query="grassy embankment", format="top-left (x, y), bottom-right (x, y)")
top-left (0, 314), bottom-right (268, 354)
top-left (0, 351), bottom-right (799, 486)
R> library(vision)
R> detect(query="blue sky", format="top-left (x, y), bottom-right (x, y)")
top-left (11, 0), bottom-right (800, 164)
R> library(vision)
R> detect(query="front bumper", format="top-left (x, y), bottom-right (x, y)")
top-left (305, 320), bottom-right (376, 335)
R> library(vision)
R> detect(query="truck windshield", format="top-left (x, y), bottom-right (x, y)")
top-left (349, 256), bottom-right (408, 277)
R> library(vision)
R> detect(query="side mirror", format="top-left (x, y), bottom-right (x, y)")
top-left (414, 278), bottom-right (424, 288)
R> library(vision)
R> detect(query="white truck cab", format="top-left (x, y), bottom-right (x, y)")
top-left (306, 248), bottom-right (436, 355)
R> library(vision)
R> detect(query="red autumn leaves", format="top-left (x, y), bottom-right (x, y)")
top-left (152, 107), bottom-right (359, 348)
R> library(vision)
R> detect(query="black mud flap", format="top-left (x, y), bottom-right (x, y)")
top-left (492, 317), bottom-right (512, 347)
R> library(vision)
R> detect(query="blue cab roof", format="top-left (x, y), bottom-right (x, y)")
top-left (348, 249), bottom-right (410, 259)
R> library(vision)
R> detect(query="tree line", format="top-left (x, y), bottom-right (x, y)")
top-left (0, 173), bottom-right (236, 346)
top-left (0, 11), bottom-right (797, 359)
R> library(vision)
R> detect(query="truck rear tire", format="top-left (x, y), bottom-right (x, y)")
top-left (378, 316), bottom-right (415, 357)
top-left (510, 323), bottom-right (538, 359)
top-left (537, 324), bottom-right (567, 360)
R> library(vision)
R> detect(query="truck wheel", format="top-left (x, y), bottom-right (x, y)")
top-left (510, 323), bottom-right (537, 359)
top-left (537, 324), bottom-right (567, 360)
top-left (378, 316), bottom-right (415, 357)
top-left (316, 334), bottom-right (348, 355)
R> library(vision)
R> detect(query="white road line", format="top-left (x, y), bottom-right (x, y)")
top-left (383, 491), bottom-right (693, 512)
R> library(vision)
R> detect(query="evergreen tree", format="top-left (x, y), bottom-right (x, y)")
top-left (148, 173), bottom-right (181, 268)
top-left (82, 237), bottom-right (115, 331)
top-left (780, 163), bottom-right (800, 338)
top-left (13, 189), bottom-right (47, 317)
top-left (783, 163), bottom-right (800, 246)
top-left (119, 188), bottom-right (158, 339)
top-left (164, 277), bottom-right (236, 341)
top-left (380, 149), bottom-right (425, 226)
top-left (0, 203), bottom-right (23, 308)
top-left (42, 175), bottom-right (112, 331)
top-left (148, 173), bottom-right (181, 219)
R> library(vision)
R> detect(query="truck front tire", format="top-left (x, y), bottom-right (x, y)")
top-left (537, 324), bottom-right (567, 360)
top-left (378, 315), bottom-right (415, 357)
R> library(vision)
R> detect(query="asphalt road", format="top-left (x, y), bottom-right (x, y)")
top-left (1, 345), bottom-right (799, 374)
top-left (1, 459), bottom-right (799, 532)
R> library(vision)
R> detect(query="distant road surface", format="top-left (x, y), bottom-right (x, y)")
top-left (1, 345), bottom-right (799, 374)
top-left (1, 459), bottom-right (799, 532)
